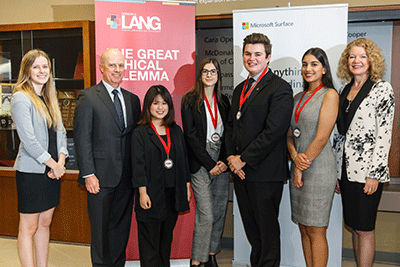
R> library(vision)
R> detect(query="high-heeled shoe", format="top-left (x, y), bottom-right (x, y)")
top-left (190, 259), bottom-right (201, 267)
top-left (204, 254), bottom-right (219, 267)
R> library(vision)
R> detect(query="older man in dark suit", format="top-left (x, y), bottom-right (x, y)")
top-left (74, 48), bottom-right (141, 267)
top-left (225, 33), bottom-right (293, 267)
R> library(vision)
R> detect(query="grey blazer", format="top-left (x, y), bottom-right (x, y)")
top-left (11, 91), bottom-right (68, 173)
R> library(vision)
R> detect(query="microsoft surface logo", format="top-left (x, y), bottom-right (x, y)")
top-left (107, 15), bottom-right (120, 29)
top-left (242, 22), bottom-right (249, 30)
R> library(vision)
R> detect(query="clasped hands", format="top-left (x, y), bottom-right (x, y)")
top-left (210, 161), bottom-right (228, 176)
top-left (292, 153), bottom-right (312, 189)
top-left (47, 161), bottom-right (66, 180)
top-left (227, 155), bottom-right (246, 180)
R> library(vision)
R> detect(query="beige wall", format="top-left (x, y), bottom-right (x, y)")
top-left (194, 0), bottom-right (399, 16)
top-left (1, 0), bottom-right (400, 25)
top-left (0, 0), bottom-right (94, 25)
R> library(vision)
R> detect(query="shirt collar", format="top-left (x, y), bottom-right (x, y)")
top-left (250, 67), bottom-right (269, 81)
top-left (102, 80), bottom-right (122, 95)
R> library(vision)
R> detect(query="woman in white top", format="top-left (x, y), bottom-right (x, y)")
top-left (334, 38), bottom-right (395, 267)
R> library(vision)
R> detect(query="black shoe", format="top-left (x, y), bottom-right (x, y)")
top-left (204, 254), bottom-right (219, 267)
top-left (190, 259), bottom-right (201, 267)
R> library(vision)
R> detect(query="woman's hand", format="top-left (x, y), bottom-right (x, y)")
top-left (364, 177), bottom-right (379, 195)
top-left (51, 162), bottom-right (65, 179)
top-left (293, 167), bottom-right (303, 188)
top-left (293, 153), bottom-right (312, 171)
top-left (138, 186), bottom-right (151, 209)
top-left (139, 193), bottom-right (151, 209)
top-left (217, 161), bottom-right (228, 172)
top-left (335, 180), bottom-right (341, 194)
top-left (187, 183), bottom-right (191, 203)
top-left (210, 161), bottom-right (228, 175)
top-left (210, 164), bottom-right (222, 176)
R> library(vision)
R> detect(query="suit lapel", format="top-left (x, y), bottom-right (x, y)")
top-left (122, 89), bottom-right (133, 132)
top-left (148, 126), bottom-right (166, 154)
top-left (200, 102), bottom-right (207, 135)
top-left (97, 83), bottom-right (124, 132)
top-left (240, 70), bottom-right (274, 116)
top-left (338, 78), bottom-right (374, 134)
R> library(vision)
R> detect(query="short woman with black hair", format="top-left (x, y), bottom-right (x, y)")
top-left (131, 85), bottom-right (191, 267)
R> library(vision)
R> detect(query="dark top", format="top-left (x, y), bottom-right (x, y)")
top-left (181, 94), bottom-right (230, 173)
top-left (132, 124), bottom-right (190, 222)
top-left (337, 77), bottom-right (374, 135)
top-left (161, 135), bottom-right (175, 188)
top-left (224, 69), bottom-right (293, 182)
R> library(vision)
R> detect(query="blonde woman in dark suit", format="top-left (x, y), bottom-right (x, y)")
top-left (11, 49), bottom-right (68, 267)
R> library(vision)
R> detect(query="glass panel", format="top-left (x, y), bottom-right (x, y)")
top-left (0, 52), bottom-right (11, 82)
top-left (33, 28), bottom-right (84, 89)
top-left (0, 31), bottom-right (23, 82)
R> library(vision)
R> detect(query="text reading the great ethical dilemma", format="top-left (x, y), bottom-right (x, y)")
top-left (120, 48), bottom-right (180, 82)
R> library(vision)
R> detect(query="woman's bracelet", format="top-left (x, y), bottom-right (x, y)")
top-left (292, 153), bottom-right (298, 161)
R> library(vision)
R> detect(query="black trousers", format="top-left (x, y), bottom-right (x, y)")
top-left (234, 177), bottom-right (284, 267)
top-left (137, 188), bottom-right (178, 267)
top-left (87, 177), bottom-right (134, 267)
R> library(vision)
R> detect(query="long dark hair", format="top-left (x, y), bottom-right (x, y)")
top-left (138, 85), bottom-right (176, 127)
top-left (181, 57), bottom-right (224, 113)
top-left (302, 48), bottom-right (334, 90)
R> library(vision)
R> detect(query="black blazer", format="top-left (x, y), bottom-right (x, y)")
top-left (181, 94), bottom-right (230, 174)
top-left (225, 69), bottom-right (293, 182)
top-left (74, 82), bottom-right (141, 187)
top-left (131, 124), bottom-right (190, 222)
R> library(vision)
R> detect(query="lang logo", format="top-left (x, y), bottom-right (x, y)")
top-left (242, 22), bottom-right (249, 30)
top-left (121, 13), bottom-right (161, 32)
top-left (107, 15), bottom-right (120, 29)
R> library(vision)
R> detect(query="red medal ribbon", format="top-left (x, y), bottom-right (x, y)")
top-left (150, 123), bottom-right (171, 156)
top-left (294, 83), bottom-right (324, 123)
top-left (239, 67), bottom-right (269, 108)
top-left (204, 93), bottom-right (218, 129)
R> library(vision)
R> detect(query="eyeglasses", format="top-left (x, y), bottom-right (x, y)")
top-left (201, 69), bottom-right (218, 76)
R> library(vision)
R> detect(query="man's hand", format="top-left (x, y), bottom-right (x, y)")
top-left (85, 175), bottom-right (100, 194)
top-left (228, 155), bottom-right (246, 180)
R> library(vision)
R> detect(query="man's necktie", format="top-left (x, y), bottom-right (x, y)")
top-left (245, 77), bottom-right (255, 94)
top-left (112, 89), bottom-right (125, 129)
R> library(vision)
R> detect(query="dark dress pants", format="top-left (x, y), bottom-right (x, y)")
top-left (234, 177), bottom-right (284, 267)
top-left (137, 188), bottom-right (178, 267)
top-left (87, 176), bottom-right (134, 267)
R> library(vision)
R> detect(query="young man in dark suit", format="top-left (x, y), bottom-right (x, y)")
top-left (74, 48), bottom-right (141, 267)
top-left (225, 33), bottom-right (293, 267)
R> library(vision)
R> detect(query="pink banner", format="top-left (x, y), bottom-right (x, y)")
top-left (95, 0), bottom-right (196, 124)
top-left (95, 0), bottom-right (196, 261)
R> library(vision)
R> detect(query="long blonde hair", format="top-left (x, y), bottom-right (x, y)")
top-left (13, 49), bottom-right (62, 130)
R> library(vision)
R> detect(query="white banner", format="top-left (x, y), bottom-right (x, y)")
top-left (196, 29), bottom-right (234, 100)
top-left (233, 4), bottom-right (348, 267)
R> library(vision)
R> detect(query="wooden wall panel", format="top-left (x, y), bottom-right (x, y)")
top-left (389, 22), bottom-right (400, 177)
top-left (0, 170), bottom-right (91, 244)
